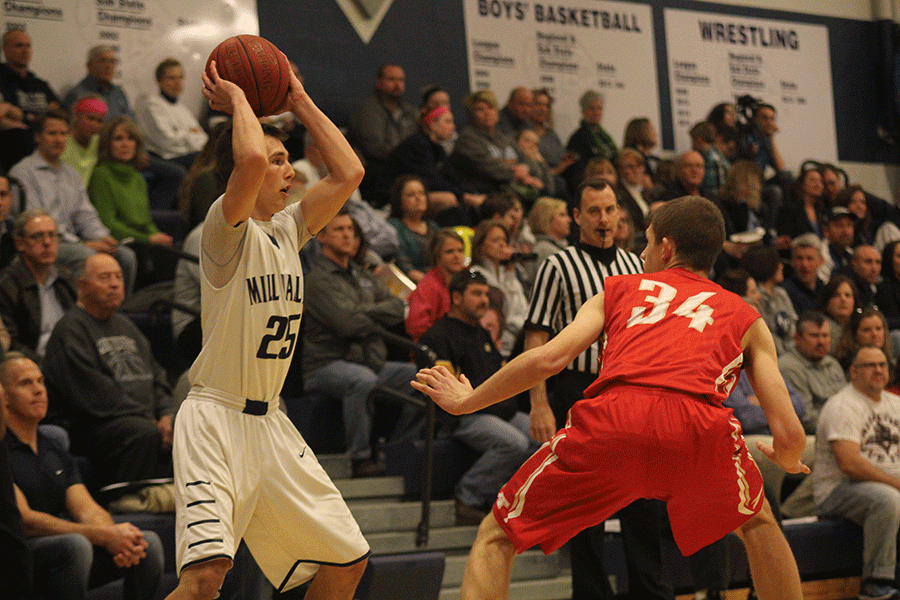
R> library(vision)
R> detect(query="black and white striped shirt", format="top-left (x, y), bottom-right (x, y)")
top-left (525, 242), bottom-right (643, 374)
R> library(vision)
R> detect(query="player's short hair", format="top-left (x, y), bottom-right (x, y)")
top-left (214, 123), bottom-right (286, 184)
top-left (649, 196), bottom-right (725, 273)
top-left (448, 269), bottom-right (488, 297)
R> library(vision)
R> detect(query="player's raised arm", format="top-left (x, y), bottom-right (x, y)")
top-left (413, 292), bottom-right (606, 415)
top-left (742, 318), bottom-right (808, 474)
top-left (202, 60), bottom-right (268, 227)
top-left (278, 67), bottom-right (364, 235)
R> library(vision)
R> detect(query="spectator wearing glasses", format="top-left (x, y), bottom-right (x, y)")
top-left (0, 210), bottom-right (75, 363)
top-left (63, 46), bottom-right (130, 119)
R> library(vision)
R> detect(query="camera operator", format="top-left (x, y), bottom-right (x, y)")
top-left (738, 97), bottom-right (790, 235)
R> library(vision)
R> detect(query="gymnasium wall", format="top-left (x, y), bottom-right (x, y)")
top-left (257, 0), bottom-right (898, 196)
top-left (2, 0), bottom-right (896, 195)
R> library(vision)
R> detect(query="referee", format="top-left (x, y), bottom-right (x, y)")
top-left (523, 179), bottom-right (669, 600)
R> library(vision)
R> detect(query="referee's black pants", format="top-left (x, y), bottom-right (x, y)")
top-left (553, 370), bottom-right (673, 600)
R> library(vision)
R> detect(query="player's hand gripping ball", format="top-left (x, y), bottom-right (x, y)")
top-left (206, 35), bottom-right (291, 117)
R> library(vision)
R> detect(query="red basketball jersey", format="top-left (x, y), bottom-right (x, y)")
top-left (584, 268), bottom-right (761, 405)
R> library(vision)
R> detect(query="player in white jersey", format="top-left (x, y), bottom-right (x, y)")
top-left (164, 61), bottom-right (369, 600)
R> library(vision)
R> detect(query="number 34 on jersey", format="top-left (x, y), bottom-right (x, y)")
top-left (626, 279), bottom-right (716, 333)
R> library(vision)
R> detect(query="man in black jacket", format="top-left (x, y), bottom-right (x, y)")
top-left (0, 210), bottom-right (76, 362)
top-left (421, 270), bottom-right (539, 524)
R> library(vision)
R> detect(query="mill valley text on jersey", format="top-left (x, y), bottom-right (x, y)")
top-left (246, 273), bottom-right (303, 306)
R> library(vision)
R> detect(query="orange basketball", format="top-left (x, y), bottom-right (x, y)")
top-left (206, 35), bottom-right (290, 116)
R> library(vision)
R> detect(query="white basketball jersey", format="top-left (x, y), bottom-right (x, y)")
top-left (189, 199), bottom-right (312, 402)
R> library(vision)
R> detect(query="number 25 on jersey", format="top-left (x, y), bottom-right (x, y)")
top-left (626, 279), bottom-right (715, 333)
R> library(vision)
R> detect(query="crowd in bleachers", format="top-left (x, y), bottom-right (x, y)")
top-left (5, 25), bottom-right (900, 600)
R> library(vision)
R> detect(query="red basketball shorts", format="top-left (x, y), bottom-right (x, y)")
top-left (493, 384), bottom-right (764, 556)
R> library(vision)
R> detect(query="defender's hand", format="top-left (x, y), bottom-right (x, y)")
top-left (411, 366), bottom-right (473, 415)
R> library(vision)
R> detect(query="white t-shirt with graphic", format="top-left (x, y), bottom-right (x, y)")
top-left (813, 383), bottom-right (900, 506)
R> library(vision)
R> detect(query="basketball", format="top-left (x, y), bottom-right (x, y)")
top-left (206, 35), bottom-right (291, 117)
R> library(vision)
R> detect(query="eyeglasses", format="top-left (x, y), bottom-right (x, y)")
top-left (24, 231), bottom-right (60, 243)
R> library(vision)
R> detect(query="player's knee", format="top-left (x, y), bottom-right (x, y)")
top-left (179, 558), bottom-right (231, 600)
top-left (736, 499), bottom-right (778, 540)
top-left (344, 556), bottom-right (368, 582)
top-left (867, 483), bottom-right (900, 522)
top-left (477, 512), bottom-right (514, 548)
top-left (316, 557), bottom-right (368, 587)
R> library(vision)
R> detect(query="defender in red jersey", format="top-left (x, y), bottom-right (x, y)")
top-left (413, 196), bottom-right (808, 600)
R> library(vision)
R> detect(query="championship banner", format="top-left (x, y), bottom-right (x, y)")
top-left (2, 0), bottom-right (259, 117)
top-left (462, 0), bottom-right (660, 149)
top-left (664, 7), bottom-right (837, 169)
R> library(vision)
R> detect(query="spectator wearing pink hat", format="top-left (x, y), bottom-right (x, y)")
top-left (61, 95), bottom-right (107, 184)
top-left (381, 104), bottom-right (486, 225)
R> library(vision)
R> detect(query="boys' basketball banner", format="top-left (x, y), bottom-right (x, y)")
top-left (462, 0), bottom-right (660, 149)
top-left (664, 7), bottom-right (837, 168)
top-left (1, 0), bottom-right (259, 117)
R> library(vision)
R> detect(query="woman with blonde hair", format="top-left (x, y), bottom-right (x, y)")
top-left (523, 196), bottom-right (570, 285)
top-left (528, 197), bottom-right (570, 263)
top-left (88, 115), bottom-right (174, 247)
top-left (405, 228), bottom-right (467, 341)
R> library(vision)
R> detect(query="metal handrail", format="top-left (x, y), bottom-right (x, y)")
top-left (374, 326), bottom-right (438, 547)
